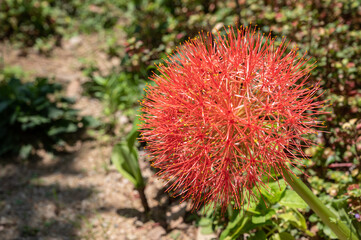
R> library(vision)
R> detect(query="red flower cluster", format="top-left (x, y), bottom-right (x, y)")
top-left (140, 26), bottom-right (325, 210)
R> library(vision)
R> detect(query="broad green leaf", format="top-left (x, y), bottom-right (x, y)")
top-left (201, 224), bottom-right (214, 235)
top-left (279, 190), bottom-right (308, 209)
top-left (47, 123), bottom-right (77, 136)
top-left (252, 215), bottom-right (265, 224)
top-left (244, 198), bottom-right (260, 214)
top-left (279, 212), bottom-right (298, 223)
top-left (126, 115), bottom-right (141, 149)
top-left (111, 143), bottom-right (137, 186)
top-left (220, 209), bottom-right (246, 240)
top-left (127, 129), bottom-right (139, 150)
top-left (293, 209), bottom-right (308, 231)
top-left (198, 217), bottom-right (212, 227)
top-left (19, 144), bottom-right (32, 159)
top-left (323, 225), bottom-right (338, 239)
top-left (18, 115), bottom-right (49, 124)
top-left (111, 143), bottom-right (145, 189)
top-left (279, 211), bottom-right (303, 229)
top-left (81, 116), bottom-right (100, 128)
top-left (252, 209), bottom-right (276, 224)
top-left (94, 76), bottom-right (107, 86)
top-left (198, 217), bottom-right (215, 235)
top-left (270, 232), bottom-right (295, 240)
top-left (279, 210), bottom-right (314, 236)
top-left (48, 107), bottom-right (64, 119)
top-left (249, 230), bottom-right (266, 240)
top-left (220, 214), bottom-right (249, 240)
top-left (261, 179), bottom-right (287, 204)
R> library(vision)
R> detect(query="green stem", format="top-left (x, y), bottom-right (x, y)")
top-left (282, 168), bottom-right (358, 240)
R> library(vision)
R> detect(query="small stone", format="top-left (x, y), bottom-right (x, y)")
top-left (42, 203), bottom-right (57, 219)
top-left (134, 220), bottom-right (143, 227)
top-left (0, 216), bottom-right (15, 225)
top-left (126, 234), bottom-right (137, 240)
top-left (148, 226), bottom-right (166, 240)
top-left (118, 115), bottom-right (129, 125)
top-left (310, 225), bottom-right (318, 235)
top-left (111, 57), bottom-right (120, 66)
top-left (65, 36), bottom-right (82, 50)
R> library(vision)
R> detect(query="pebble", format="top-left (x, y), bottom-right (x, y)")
top-left (147, 226), bottom-right (166, 240)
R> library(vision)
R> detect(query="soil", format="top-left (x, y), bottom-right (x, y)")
top-left (0, 35), bottom-right (209, 240)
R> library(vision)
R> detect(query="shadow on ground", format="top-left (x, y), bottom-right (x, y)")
top-left (0, 149), bottom-right (94, 239)
top-left (116, 185), bottom-right (192, 233)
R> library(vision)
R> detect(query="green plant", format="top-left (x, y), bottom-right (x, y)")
top-left (0, 70), bottom-right (97, 159)
top-left (83, 71), bottom-right (146, 118)
top-left (121, 0), bottom-right (235, 72)
top-left (111, 116), bottom-right (149, 213)
top-left (69, 0), bottom-right (124, 33)
top-left (0, 0), bottom-right (125, 48)
top-left (197, 176), bottom-right (359, 240)
top-left (0, 0), bottom-right (66, 46)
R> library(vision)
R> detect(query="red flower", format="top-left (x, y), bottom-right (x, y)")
top-left (140, 26), bottom-right (325, 211)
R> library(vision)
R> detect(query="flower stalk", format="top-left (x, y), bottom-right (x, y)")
top-left (282, 168), bottom-right (358, 240)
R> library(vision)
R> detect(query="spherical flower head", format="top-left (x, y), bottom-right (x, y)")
top-left (140, 26), bottom-right (326, 211)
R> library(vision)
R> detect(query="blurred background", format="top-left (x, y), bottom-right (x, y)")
top-left (0, 0), bottom-right (360, 239)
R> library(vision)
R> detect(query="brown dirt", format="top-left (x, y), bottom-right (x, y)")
top-left (0, 35), bottom-right (202, 240)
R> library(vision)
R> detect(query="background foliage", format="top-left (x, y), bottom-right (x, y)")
top-left (0, 67), bottom-right (97, 159)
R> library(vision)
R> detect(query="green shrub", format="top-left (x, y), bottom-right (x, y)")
top-left (69, 0), bottom-right (124, 33)
top-left (0, 71), bottom-right (96, 159)
top-left (83, 71), bottom-right (146, 117)
top-left (0, 0), bottom-right (66, 46)
top-left (122, 0), bottom-right (234, 72)
top-left (0, 0), bottom-right (125, 47)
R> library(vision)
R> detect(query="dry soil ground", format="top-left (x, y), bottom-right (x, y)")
top-left (0, 35), bottom-right (212, 240)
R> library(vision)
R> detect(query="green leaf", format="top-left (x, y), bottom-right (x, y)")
top-left (251, 215), bottom-right (265, 224)
top-left (19, 144), bottom-right (32, 159)
top-left (309, 214), bottom-right (318, 222)
top-left (0, 100), bottom-right (11, 113)
top-left (249, 230), bottom-right (266, 240)
top-left (261, 179), bottom-right (287, 204)
top-left (20, 116), bottom-right (51, 130)
top-left (48, 107), bottom-right (64, 119)
top-left (279, 190), bottom-right (308, 209)
top-left (81, 116), bottom-right (100, 128)
top-left (111, 143), bottom-right (145, 189)
top-left (220, 211), bottom-right (247, 240)
top-left (201, 224), bottom-right (214, 235)
top-left (126, 115), bottom-right (141, 149)
top-left (279, 209), bottom-right (310, 233)
top-left (323, 225), bottom-right (338, 239)
top-left (198, 217), bottom-right (212, 227)
top-left (252, 209), bottom-right (276, 224)
top-left (127, 129), bottom-right (139, 150)
top-left (47, 123), bottom-right (77, 136)
top-left (279, 212), bottom-right (298, 223)
top-left (270, 232), bottom-right (295, 240)
top-left (293, 209), bottom-right (308, 230)
top-left (94, 76), bottom-right (107, 86)
top-left (198, 217), bottom-right (215, 235)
